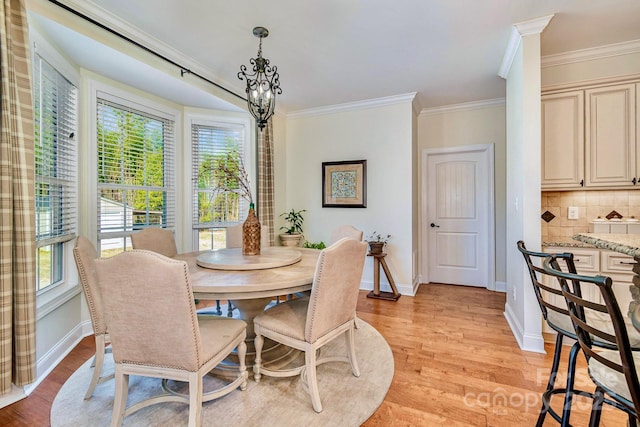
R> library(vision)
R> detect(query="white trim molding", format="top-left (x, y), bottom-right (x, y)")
top-left (498, 14), bottom-right (554, 79)
top-left (504, 303), bottom-right (545, 353)
top-left (287, 92), bottom-right (417, 119)
top-left (420, 98), bottom-right (504, 116)
top-left (542, 38), bottom-right (640, 68)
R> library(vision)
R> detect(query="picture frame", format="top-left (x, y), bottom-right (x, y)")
top-left (322, 160), bottom-right (367, 208)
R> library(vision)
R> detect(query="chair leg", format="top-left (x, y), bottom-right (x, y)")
top-left (111, 366), bottom-right (128, 427)
top-left (305, 347), bottom-right (322, 413)
top-left (588, 386), bottom-right (605, 427)
top-left (215, 300), bottom-right (222, 316)
top-left (187, 372), bottom-right (203, 427)
top-left (254, 328), bottom-right (264, 382)
top-left (561, 341), bottom-right (580, 427)
top-left (345, 325), bottom-right (360, 377)
top-left (237, 340), bottom-right (248, 390)
top-left (85, 334), bottom-right (106, 399)
top-left (536, 333), bottom-right (564, 427)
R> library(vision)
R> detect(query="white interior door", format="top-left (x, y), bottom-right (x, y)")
top-left (426, 146), bottom-right (493, 287)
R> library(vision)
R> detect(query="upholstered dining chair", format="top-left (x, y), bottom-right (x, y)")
top-left (543, 254), bottom-right (640, 426)
top-left (329, 224), bottom-right (363, 245)
top-left (253, 237), bottom-right (368, 413)
top-left (72, 236), bottom-right (114, 400)
top-left (94, 250), bottom-right (248, 427)
top-left (130, 227), bottom-right (178, 257)
top-left (329, 225), bottom-right (364, 327)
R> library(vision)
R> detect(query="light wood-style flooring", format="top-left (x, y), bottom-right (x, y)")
top-left (0, 283), bottom-right (628, 426)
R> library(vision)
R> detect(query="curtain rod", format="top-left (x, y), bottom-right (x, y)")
top-left (46, 0), bottom-right (246, 102)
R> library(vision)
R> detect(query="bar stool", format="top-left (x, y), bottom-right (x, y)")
top-left (543, 254), bottom-right (640, 426)
top-left (518, 241), bottom-right (593, 426)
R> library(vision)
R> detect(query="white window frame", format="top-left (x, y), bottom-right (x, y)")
top-left (183, 110), bottom-right (253, 251)
top-left (30, 27), bottom-right (82, 315)
top-left (87, 80), bottom-right (181, 255)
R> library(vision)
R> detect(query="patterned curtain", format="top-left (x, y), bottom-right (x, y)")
top-left (257, 118), bottom-right (275, 246)
top-left (0, 0), bottom-right (37, 394)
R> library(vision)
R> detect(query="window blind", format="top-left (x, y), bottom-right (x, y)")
top-left (191, 123), bottom-right (246, 229)
top-left (97, 98), bottom-right (175, 239)
top-left (33, 53), bottom-right (77, 247)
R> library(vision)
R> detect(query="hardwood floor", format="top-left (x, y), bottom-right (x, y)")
top-left (0, 283), bottom-right (629, 426)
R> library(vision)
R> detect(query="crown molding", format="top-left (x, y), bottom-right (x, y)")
top-left (49, 0), bottom-right (244, 100)
top-left (542, 39), bottom-right (640, 68)
top-left (419, 98), bottom-right (505, 116)
top-left (498, 14), bottom-right (554, 79)
top-left (287, 93), bottom-right (417, 119)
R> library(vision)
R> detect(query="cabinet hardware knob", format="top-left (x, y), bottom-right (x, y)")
top-left (580, 179), bottom-right (584, 187)
top-left (633, 177), bottom-right (637, 185)
top-left (620, 261), bottom-right (636, 265)
top-left (430, 223), bottom-right (440, 228)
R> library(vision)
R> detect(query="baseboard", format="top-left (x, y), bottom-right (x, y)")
top-left (24, 320), bottom-right (91, 395)
top-left (503, 302), bottom-right (545, 354)
top-left (359, 280), bottom-right (414, 296)
top-left (0, 385), bottom-right (27, 409)
top-left (494, 280), bottom-right (506, 292)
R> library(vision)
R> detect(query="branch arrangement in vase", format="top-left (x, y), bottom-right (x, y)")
top-left (210, 150), bottom-right (253, 205)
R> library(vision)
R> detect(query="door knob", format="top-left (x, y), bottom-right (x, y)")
top-left (430, 223), bottom-right (439, 228)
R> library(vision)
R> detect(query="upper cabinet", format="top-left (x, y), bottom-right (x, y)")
top-left (541, 91), bottom-right (584, 189)
top-left (542, 81), bottom-right (639, 190)
top-left (585, 83), bottom-right (636, 187)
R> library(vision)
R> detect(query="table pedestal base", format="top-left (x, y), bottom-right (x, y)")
top-left (213, 297), bottom-right (300, 374)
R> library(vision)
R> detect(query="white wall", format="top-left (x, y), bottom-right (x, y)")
top-left (504, 34), bottom-right (545, 353)
top-left (418, 102), bottom-right (506, 285)
top-left (283, 99), bottom-right (417, 294)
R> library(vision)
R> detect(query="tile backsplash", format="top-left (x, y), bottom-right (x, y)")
top-left (541, 190), bottom-right (640, 240)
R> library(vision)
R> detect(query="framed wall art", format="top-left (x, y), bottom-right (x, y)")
top-left (322, 160), bottom-right (367, 208)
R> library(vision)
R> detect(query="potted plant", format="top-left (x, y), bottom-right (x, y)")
top-left (279, 209), bottom-right (306, 247)
top-left (366, 231), bottom-right (391, 255)
top-left (303, 240), bottom-right (326, 250)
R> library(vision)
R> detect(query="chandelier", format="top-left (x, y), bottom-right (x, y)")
top-left (238, 27), bottom-right (282, 130)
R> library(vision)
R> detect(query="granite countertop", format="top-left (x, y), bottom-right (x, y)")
top-left (573, 233), bottom-right (640, 258)
top-left (542, 238), bottom-right (596, 249)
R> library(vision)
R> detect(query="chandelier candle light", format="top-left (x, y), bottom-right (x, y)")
top-left (238, 26), bottom-right (282, 130)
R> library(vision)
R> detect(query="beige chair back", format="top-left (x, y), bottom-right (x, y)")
top-left (73, 237), bottom-right (107, 336)
top-left (305, 238), bottom-right (367, 343)
top-left (130, 228), bottom-right (178, 257)
top-left (329, 225), bottom-right (363, 245)
top-left (226, 224), bottom-right (270, 249)
top-left (94, 250), bottom-right (202, 371)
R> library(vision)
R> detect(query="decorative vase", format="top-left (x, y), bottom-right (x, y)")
top-left (368, 242), bottom-right (384, 255)
top-left (242, 203), bottom-right (261, 255)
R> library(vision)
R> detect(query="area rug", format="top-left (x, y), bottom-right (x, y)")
top-left (51, 320), bottom-right (393, 427)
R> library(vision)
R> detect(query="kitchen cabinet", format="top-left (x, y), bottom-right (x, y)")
top-left (541, 246), bottom-right (635, 335)
top-left (541, 91), bottom-right (584, 189)
top-left (585, 83), bottom-right (637, 187)
top-left (541, 81), bottom-right (639, 190)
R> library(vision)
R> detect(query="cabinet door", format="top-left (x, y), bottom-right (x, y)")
top-left (585, 84), bottom-right (636, 187)
top-left (541, 91), bottom-right (584, 189)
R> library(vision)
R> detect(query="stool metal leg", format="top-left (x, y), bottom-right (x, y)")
top-left (537, 333), bottom-right (564, 427)
top-left (588, 386), bottom-right (605, 427)
top-left (561, 341), bottom-right (580, 427)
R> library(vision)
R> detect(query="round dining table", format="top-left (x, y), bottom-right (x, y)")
top-left (174, 247), bottom-right (320, 367)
